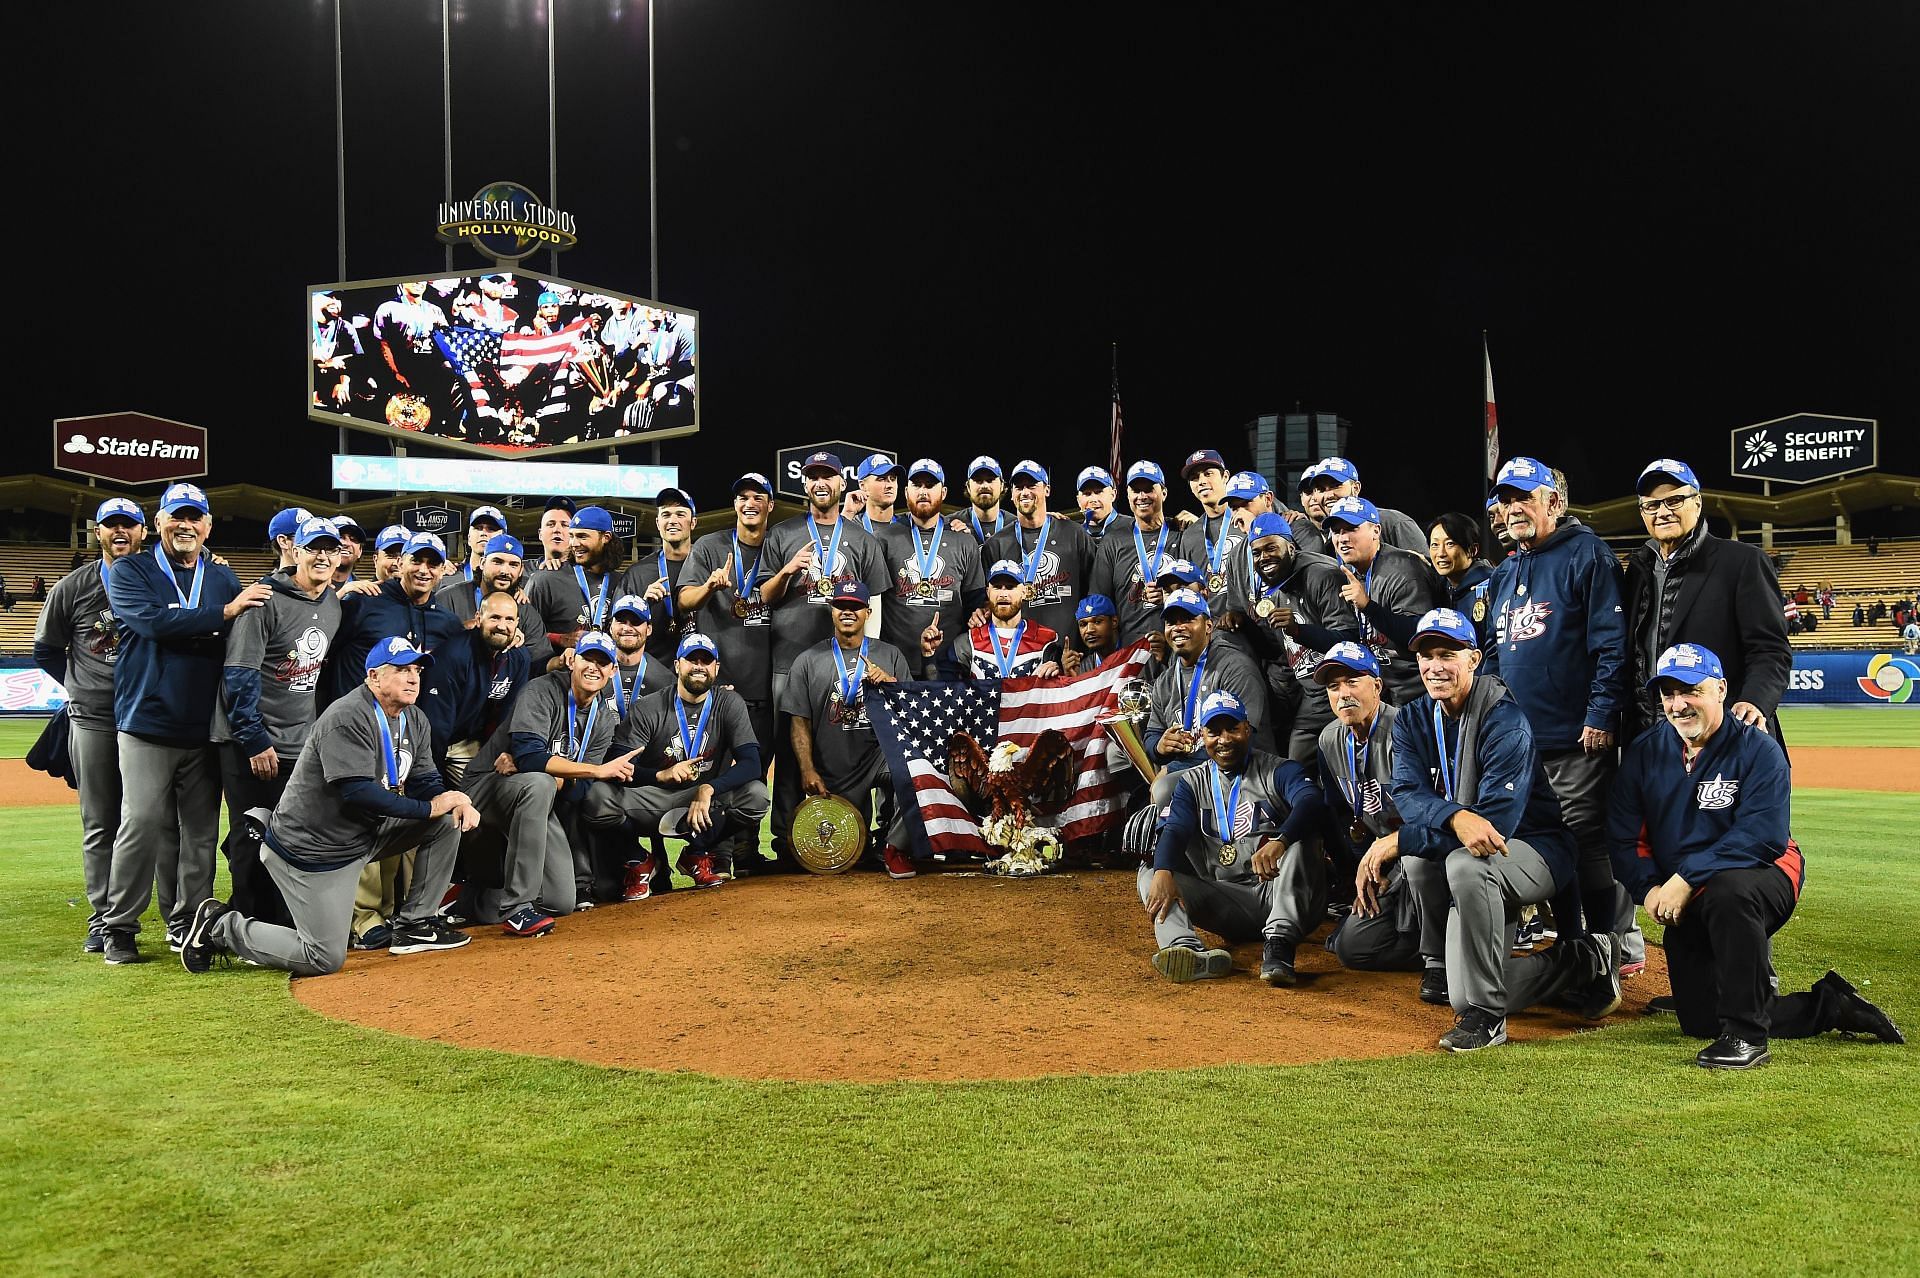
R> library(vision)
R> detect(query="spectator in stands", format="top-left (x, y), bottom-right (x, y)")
top-left (1791, 584), bottom-right (1810, 606)
top-left (1866, 537), bottom-right (1879, 556)
top-left (1852, 603), bottom-right (1866, 627)
top-left (1870, 600), bottom-right (1888, 624)
top-left (1904, 620), bottom-right (1920, 656)
top-left (32, 574), bottom-right (47, 601)
top-left (1783, 596), bottom-right (1800, 634)
top-left (1818, 584), bottom-right (1835, 621)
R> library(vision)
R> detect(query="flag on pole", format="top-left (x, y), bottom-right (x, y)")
top-left (1109, 342), bottom-right (1125, 479)
top-left (1482, 332), bottom-right (1499, 485)
top-left (867, 639), bottom-right (1153, 859)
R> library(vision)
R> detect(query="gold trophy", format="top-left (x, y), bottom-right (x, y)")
top-left (1100, 677), bottom-right (1160, 784)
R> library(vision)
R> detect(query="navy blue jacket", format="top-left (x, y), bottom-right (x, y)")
top-left (106, 550), bottom-right (244, 744)
top-left (1387, 682), bottom-right (1576, 891)
top-left (422, 628), bottom-right (533, 766)
top-left (322, 578), bottom-right (466, 709)
top-left (1606, 716), bottom-right (1799, 901)
top-left (1480, 519), bottom-right (1627, 752)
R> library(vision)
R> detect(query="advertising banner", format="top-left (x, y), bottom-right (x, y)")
top-left (54, 413), bottom-right (209, 486)
top-left (1782, 650), bottom-right (1920, 706)
top-left (0, 662), bottom-right (68, 716)
top-left (1730, 414), bottom-right (1877, 485)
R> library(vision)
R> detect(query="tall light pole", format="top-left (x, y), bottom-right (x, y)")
top-left (649, 0), bottom-right (658, 301)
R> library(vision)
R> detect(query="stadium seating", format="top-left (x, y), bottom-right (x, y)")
top-left (0, 543), bottom-right (286, 654)
top-left (1777, 542), bottom-right (1920, 650)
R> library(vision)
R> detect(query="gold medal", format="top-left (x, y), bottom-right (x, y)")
top-left (815, 576), bottom-right (834, 600)
top-left (1218, 843), bottom-right (1237, 866)
top-left (1254, 597), bottom-right (1276, 619)
top-left (1471, 598), bottom-right (1486, 622)
top-left (733, 597), bottom-right (750, 619)
top-left (917, 579), bottom-right (935, 599)
top-left (1206, 571), bottom-right (1226, 594)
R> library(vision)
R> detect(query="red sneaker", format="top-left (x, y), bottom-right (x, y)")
top-left (622, 858), bottom-right (657, 902)
top-left (682, 853), bottom-right (727, 889)
top-left (1620, 958), bottom-right (1648, 978)
top-left (502, 905), bottom-right (556, 938)
top-left (880, 845), bottom-right (917, 880)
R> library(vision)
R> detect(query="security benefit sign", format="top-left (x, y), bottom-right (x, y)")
top-left (1781, 650), bottom-right (1920, 706)
top-left (54, 413), bottom-right (208, 486)
top-left (1731, 414), bottom-right (1877, 485)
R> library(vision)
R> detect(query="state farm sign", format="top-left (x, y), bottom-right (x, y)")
top-left (54, 413), bottom-right (209, 485)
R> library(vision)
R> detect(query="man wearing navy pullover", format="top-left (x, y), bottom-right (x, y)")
top-left (98, 483), bottom-right (269, 965)
top-left (1390, 608), bottom-right (1622, 1052)
top-left (1482, 456), bottom-right (1640, 971)
top-left (1608, 643), bottom-right (1903, 1069)
top-left (323, 532), bottom-right (465, 710)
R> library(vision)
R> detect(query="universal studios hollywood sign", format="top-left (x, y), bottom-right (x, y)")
top-left (436, 181), bottom-right (578, 260)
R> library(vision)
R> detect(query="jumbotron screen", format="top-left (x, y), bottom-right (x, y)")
top-left (308, 271), bottom-right (699, 458)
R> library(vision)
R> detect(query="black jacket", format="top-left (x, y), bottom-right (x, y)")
top-left (1623, 528), bottom-right (1791, 739)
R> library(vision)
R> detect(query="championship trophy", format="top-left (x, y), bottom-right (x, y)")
top-left (790, 794), bottom-right (867, 874)
top-left (1100, 677), bottom-right (1159, 783)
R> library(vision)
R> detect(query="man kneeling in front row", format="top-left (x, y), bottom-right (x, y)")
top-left (1140, 690), bottom-right (1326, 986)
top-left (1609, 643), bottom-right (1903, 1069)
top-left (180, 637), bottom-right (478, 976)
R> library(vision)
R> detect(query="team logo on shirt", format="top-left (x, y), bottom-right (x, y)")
top-left (86, 608), bottom-right (121, 660)
top-left (1696, 774), bottom-right (1739, 810)
top-left (395, 747), bottom-right (414, 783)
top-left (1496, 598), bottom-right (1554, 644)
top-left (1026, 550), bottom-right (1068, 605)
top-left (276, 626), bottom-right (331, 694)
top-left (896, 557), bottom-right (953, 604)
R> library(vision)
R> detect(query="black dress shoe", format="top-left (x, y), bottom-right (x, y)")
top-left (1819, 971), bottom-right (1906, 1044)
top-left (1696, 1036), bottom-right (1771, 1070)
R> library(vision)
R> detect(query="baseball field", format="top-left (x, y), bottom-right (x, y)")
top-left (2, 711), bottom-right (1915, 1276)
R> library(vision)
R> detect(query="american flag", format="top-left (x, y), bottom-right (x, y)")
top-left (867, 639), bottom-right (1152, 859)
top-left (499, 315), bottom-right (592, 372)
top-left (432, 326), bottom-right (504, 410)
top-left (1109, 342), bottom-right (1125, 480)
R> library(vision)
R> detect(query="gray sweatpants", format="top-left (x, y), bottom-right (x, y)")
top-left (1135, 841), bottom-right (1326, 951)
top-left (818, 751), bottom-right (907, 852)
top-left (1541, 748), bottom-right (1643, 964)
top-left (1329, 857), bottom-right (1450, 972)
top-left (212, 815), bottom-right (460, 977)
top-left (68, 719), bottom-right (122, 932)
top-left (1407, 841), bottom-right (1584, 1017)
top-left (583, 778), bottom-right (771, 854)
top-left (465, 769), bottom-right (578, 918)
top-left (103, 734), bottom-right (220, 936)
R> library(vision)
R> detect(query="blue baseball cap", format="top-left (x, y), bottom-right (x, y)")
top-left (483, 533), bottom-right (525, 559)
top-left (402, 532), bottom-right (447, 562)
top-left (293, 517), bottom-right (342, 548)
top-left (1484, 490), bottom-right (1504, 512)
top-left (677, 632), bottom-right (720, 661)
top-left (611, 593), bottom-right (652, 623)
top-left (1225, 471), bottom-right (1268, 502)
top-left (1010, 459), bottom-right (1049, 485)
top-left (537, 291), bottom-right (562, 306)
top-left (906, 458), bottom-right (945, 483)
top-left (1649, 643), bottom-right (1726, 689)
top-left (799, 450), bottom-right (842, 476)
top-left (830, 580), bottom-right (872, 607)
top-left (1323, 496), bottom-right (1381, 530)
top-left (545, 495), bottom-right (578, 514)
top-left (1637, 458), bottom-right (1701, 495)
top-left (1156, 557), bottom-right (1204, 587)
top-left (365, 635), bottom-right (434, 671)
top-left (1494, 456), bottom-right (1555, 494)
top-left (986, 558), bottom-right (1026, 584)
top-left (1247, 512), bottom-right (1293, 542)
top-left (1310, 457), bottom-right (1360, 486)
top-left (732, 471), bottom-right (773, 495)
top-left (1313, 641), bottom-right (1381, 683)
top-left (1411, 607), bottom-right (1479, 650)
top-left (375, 524), bottom-right (408, 551)
top-left (1125, 460), bottom-right (1166, 487)
top-left (574, 630), bottom-right (617, 662)
top-left (468, 504), bottom-right (506, 528)
top-left (967, 455), bottom-right (1002, 479)
top-left (571, 505), bottom-right (615, 533)
top-left (1298, 461), bottom-right (1324, 490)
top-left (1076, 466), bottom-right (1115, 491)
top-left (94, 497), bottom-right (144, 526)
top-left (331, 514), bottom-right (366, 539)
top-left (655, 486), bottom-right (697, 514)
top-left (1162, 588), bottom-right (1209, 619)
top-left (1076, 594), bottom-right (1117, 620)
top-left (1196, 689), bottom-right (1248, 727)
top-left (856, 452), bottom-right (901, 480)
top-left (158, 482), bottom-right (210, 517)
top-left (1181, 448), bottom-right (1227, 477)
top-left (268, 507), bottom-right (314, 541)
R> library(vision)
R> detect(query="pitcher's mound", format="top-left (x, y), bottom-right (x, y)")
top-left (292, 872), bottom-right (1664, 1082)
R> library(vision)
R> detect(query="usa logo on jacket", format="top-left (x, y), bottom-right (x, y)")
top-left (1497, 598), bottom-right (1554, 645)
top-left (1696, 774), bottom-right (1740, 810)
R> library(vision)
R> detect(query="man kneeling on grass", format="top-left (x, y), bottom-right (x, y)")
top-left (1608, 643), bottom-right (1904, 1069)
top-left (1140, 690), bottom-right (1325, 986)
top-left (180, 637), bottom-right (479, 977)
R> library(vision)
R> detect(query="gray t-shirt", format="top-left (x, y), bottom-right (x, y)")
top-left (524, 562), bottom-right (623, 640)
top-left (764, 514), bottom-right (892, 675)
top-left (214, 575), bottom-right (342, 759)
top-left (614, 684), bottom-right (759, 790)
top-left (478, 669), bottom-right (617, 770)
top-left (1089, 519), bottom-right (1178, 644)
top-left (1146, 637), bottom-right (1272, 765)
top-left (434, 575), bottom-right (555, 668)
top-left (35, 559), bottom-right (123, 726)
top-left (1176, 512), bottom-right (1245, 620)
top-left (877, 519), bottom-right (984, 660)
top-left (777, 636), bottom-right (913, 787)
top-left (604, 654), bottom-right (674, 717)
top-left (680, 529), bottom-right (775, 701)
top-left (620, 549), bottom-right (694, 663)
top-left (269, 685), bottom-right (442, 870)
top-left (984, 515), bottom-right (1096, 643)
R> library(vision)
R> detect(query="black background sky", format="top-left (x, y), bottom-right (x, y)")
top-left (25, 2), bottom-right (1920, 526)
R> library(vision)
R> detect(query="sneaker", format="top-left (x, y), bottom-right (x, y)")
top-left (1644, 994), bottom-right (1677, 1015)
top-left (103, 930), bottom-right (141, 966)
top-left (389, 917), bottom-right (474, 954)
top-left (880, 845), bottom-right (917, 880)
top-left (680, 853), bottom-right (727, 889)
top-left (1419, 966), bottom-right (1449, 1006)
top-left (1151, 945), bottom-right (1232, 983)
top-left (622, 858), bottom-right (657, 902)
top-left (1579, 933), bottom-right (1623, 1020)
top-left (1438, 1008), bottom-right (1508, 1053)
top-left (501, 905), bottom-right (556, 938)
top-left (83, 930), bottom-right (105, 955)
top-left (1512, 912), bottom-right (1546, 952)
top-left (350, 923), bottom-right (393, 951)
top-left (1258, 937), bottom-right (1297, 987)
top-left (1619, 958), bottom-right (1647, 978)
top-left (575, 897), bottom-right (597, 912)
top-left (1819, 971), bottom-right (1906, 1043)
top-left (166, 928), bottom-right (186, 954)
top-left (180, 898), bottom-right (229, 975)
top-left (1696, 1035), bottom-right (1770, 1070)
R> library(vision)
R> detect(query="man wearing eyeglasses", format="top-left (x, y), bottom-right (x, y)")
top-left (1622, 459), bottom-right (1791, 743)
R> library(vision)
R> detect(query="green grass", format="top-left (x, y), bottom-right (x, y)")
top-left (1778, 706), bottom-right (1920, 748)
top-left (0, 716), bottom-right (44, 759)
top-left (2, 793), bottom-right (1916, 1276)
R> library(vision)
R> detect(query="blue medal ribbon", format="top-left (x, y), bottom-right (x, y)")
top-left (1180, 646), bottom-right (1212, 734)
top-left (373, 704), bottom-right (402, 792)
top-left (656, 550), bottom-right (673, 621)
top-left (1132, 522), bottom-right (1168, 593)
top-left (987, 621), bottom-right (1025, 678)
top-left (731, 534), bottom-right (762, 606)
top-left (1208, 760), bottom-right (1246, 843)
top-left (1342, 727), bottom-right (1367, 815)
top-left (1018, 515), bottom-right (1051, 586)
top-left (911, 521), bottom-right (944, 595)
top-left (161, 554), bottom-right (205, 610)
top-left (675, 693), bottom-right (714, 771)
top-left (970, 508), bottom-right (1004, 542)
top-left (574, 565), bottom-right (610, 629)
top-left (1430, 701), bottom-right (1467, 801)
top-left (566, 694), bottom-right (600, 762)
top-left (1203, 515), bottom-right (1229, 576)
top-left (829, 636), bottom-right (870, 712)
top-left (807, 517), bottom-right (845, 594)
top-left (614, 656), bottom-right (646, 715)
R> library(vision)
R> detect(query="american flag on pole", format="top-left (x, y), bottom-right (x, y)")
top-left (1109, 342), bottom-right (1125, 480)
top-left (1483, 331), bottom-right (1499, 485)
top-left (867, 639), bottom-right (1153, 859)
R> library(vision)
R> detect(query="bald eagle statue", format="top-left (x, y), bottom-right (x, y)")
top-left (946, 730), bottom-right (1077, 829)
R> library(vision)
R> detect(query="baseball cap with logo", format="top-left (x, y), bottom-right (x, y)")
top-left (1197, 689), bottom-right (1248, 727)
top-left (1247, 512), bottom-right (1293, 542)
top-left (365, 635), bottom-right (435, 671)
top-left (545, 495), bottom-right (578, 515)
top-left (1411, 607), bottom-right (1479, 650)
top-left (375, 524), bottom-right (408, 551)
top-left (570, 505), bottom-right (614, 533)
top-left (1010, 459), bottom-right (1049, 485)
top-left (1494, 456), bottom-right (1555, 494)
top-left (483, 533), bottom-right (525, 559)
top-left (1163, 588), bottom-right (1209, 619)
top-left (1076, 594), bottom-right (1117, 620)
top-left (967, 455), bottom-right (1002, 479)
top-left (1181, 449), bottom-right (1227, 477)
top-left (677, 632), bottom-right (720, 661)
top-left (332, 514), bottom-right (366, 539)
top-left (1298, 461), bottom-right (1325, 490)
top-left (1313, 457), bottom-right (1360, 485)
top-left (1126, 460), bottom-right (1166, 487)
top-left (1076, 466), bottom-right (1115, 491)
top-left (856, 453), bottom-right (902, 480)
top-left (1636, 458), bottom-right (1701, 495)
top-left (1313, 641), bottom-right (1381, 683)
top-left (402, 532), bottom-right (447, 562)
top-left (732, 471), bottom-right (773, 495)
top-left (830, 580), bottom-right (872, 607)
top-left (293, 517), bottom-right (342, 548)
top-left (654, 486), bottom-right (697, 514)
top-left (158, 483), bottom-right (210, 517)
top-left (95, 497), bottom-right (144, 526)
top-left (574, 630), bottom-right (617, 662)
top-left (268, 507), bottom-right (315, 541)
top-left (986, 558), bottom-right (1025, 585)
top-left (468, 505), bottom-right (506, 528)
top-left (1650, 643), bottom-right (1726, 689)
top-left (1323, 496), bottom-right (1382, 530)
top-left (1155, 557), bottom-right (1205, 588)
top-left (1484, 490), bottom-right (1504, 513)
top-left (907, 458), bottom-right (945, 483)
top-left (799, 450), bottom-right (842, 476)
top-left (1225, 471), bottom-right (1268, 502)
top-left (611, 594), bottom-right (652, 623)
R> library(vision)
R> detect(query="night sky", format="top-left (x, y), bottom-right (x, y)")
top-left (26, 2), bottom-right (1919, 525)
